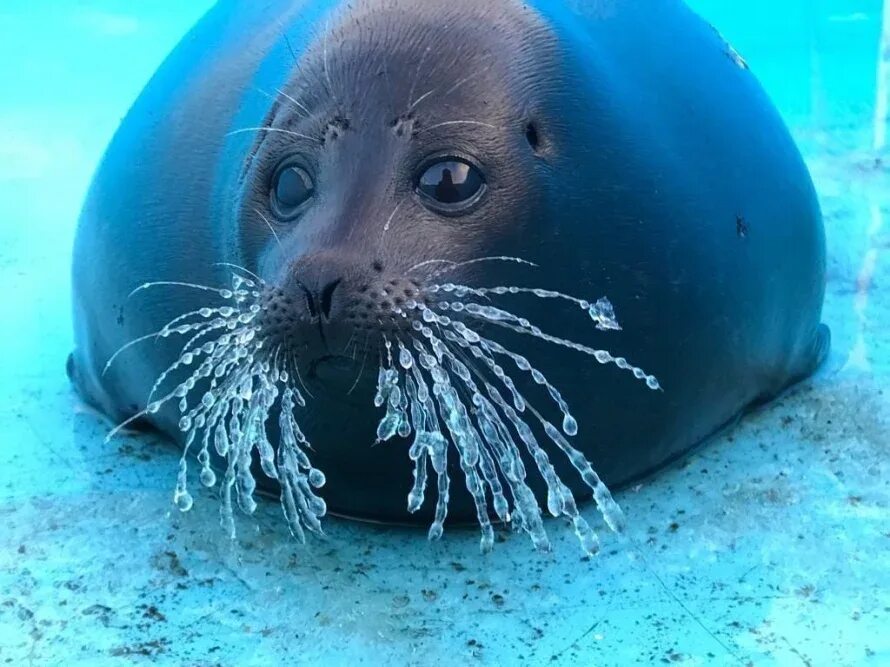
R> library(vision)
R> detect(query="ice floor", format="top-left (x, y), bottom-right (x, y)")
top-left (1, 1), bottom-right (888, 665)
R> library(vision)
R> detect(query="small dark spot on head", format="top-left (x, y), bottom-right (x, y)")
top-left (358, 284), bottom-right (369, 293)
top-left (372, 261), bottom-right (384, 273)
top-left (525, 122), bottom-right (540, 151)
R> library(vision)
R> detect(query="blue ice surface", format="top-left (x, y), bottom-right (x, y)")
top-left (0, 0), bottom-right (888, 664)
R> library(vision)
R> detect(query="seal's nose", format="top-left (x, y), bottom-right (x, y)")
top-left (318, 278), bottom-right (342, 320)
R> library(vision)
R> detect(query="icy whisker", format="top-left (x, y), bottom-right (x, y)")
top-left (372, 278), bottom-right (663, 554)
top-left (107, 271), bottom-right (327, 542)
top-left (419, 256), bottom-right (538, 281)
top-left (212, 262), bottom-right (266, 285)
top-left (128, 281), bottom-right (235, 300)
top-left (431, 283), bottom-right (621, 331)
top-left (438, 301), bottom-right (660, 390)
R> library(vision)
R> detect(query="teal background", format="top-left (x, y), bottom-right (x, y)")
top-left (0, 1), bottom-right (887, 664)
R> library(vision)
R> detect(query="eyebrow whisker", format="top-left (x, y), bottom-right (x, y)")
top-left (407, 45), bottom-right (432, 110)
top-left (408, 87), bottom-right (438, 112)
top-left (226, 127), bottom-right (322, 144)
top-left (277, 88), bottom-right (312, 117)
top-left (416, 120), bottom-right (497, 134)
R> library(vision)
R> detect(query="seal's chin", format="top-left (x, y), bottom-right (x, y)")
top-left (306, 354), bottom-right (369, 401)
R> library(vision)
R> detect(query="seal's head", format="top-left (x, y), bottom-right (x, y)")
top-left (234, 0), bottom-right (561, 377)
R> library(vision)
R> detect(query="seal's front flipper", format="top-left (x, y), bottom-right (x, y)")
top-left (67, 350), bottom-right (103, 413)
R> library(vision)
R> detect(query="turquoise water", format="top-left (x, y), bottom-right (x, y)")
top-left (1, 1), bottom-right (888, 664)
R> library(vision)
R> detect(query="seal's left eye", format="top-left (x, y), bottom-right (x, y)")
top-left (417, 159), bottom-right (485, 211)
top-left (272, 164), bottom-right (314, 218)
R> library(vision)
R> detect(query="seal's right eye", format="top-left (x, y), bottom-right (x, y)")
top-left (271, 163), bottom-right (314, 219)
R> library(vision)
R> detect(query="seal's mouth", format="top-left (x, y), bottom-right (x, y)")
top-left (304, 354), bottom-right (374, 404)
top-left (309, 354), bottom-right (355, 378)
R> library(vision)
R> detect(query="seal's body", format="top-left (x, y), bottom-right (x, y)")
top-left (71, 0), bottom-right (828, 529)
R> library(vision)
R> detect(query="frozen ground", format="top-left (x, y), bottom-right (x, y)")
top-left (0, 1), bottom-right (887, 665)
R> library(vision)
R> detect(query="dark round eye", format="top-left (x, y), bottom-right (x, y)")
top-left (416, 159), bottom-right (485, 210)
top-left (271, 163), bottom-right (314, 218)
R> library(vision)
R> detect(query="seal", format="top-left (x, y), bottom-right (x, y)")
top-left (70, 0), bottom-right (829, 552)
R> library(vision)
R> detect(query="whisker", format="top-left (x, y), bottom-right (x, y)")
top-left (441, 65), bottom-right (492, 98)
top-left (254, 86), bottom-right (310, 120)
top-left (341, 330), bottom-right (358, 358)
top-left (416, 120), bottom-right (498, 134)
top-left (213, 263), bottom-right (265, 285)
top-left (226, 127), bottom-right (321, 143)
top-left (102, 311), bottom-right (226, 376)
top-left (425, 256), bottom-right (538, 281)
top-left (283, 32), bottom-right (298, 62)
top-left (128, 281), bottom-right (231, 299)
top-left (407, 258), bottom-right (455, 274)
top-left (407, 46), bottom-right (432, 110)
top-left (102, 333), bottom-right (166, 377)
top-left (407, 87), bottom-right (437, 112)
top-left (412, 323), bottom-right (596, 551)
top-left (108, 270), bottom-right (333, 544)
top-left (348, 339), bottom-right (371, 396)
top-left (107, 411), bottom-right (150, 441)
top-left (428, 337), bottom-right (550, 542)
top-left (374, 272), bottom-right (666, 553)
top-left (275, 87), bottom-right (312, 118)
top-left (406, 64), bottom-right (494, 114)
top-left (381, 198), bottom-right (406, 243)
top-left (253, 207), bottom-right (282, 248)
top-left (291, 356), bottom-right (315, 400)
top-left (431, 284), bottom-right (621, 331)
top-left (323, 18), bottom-right (338, 106)
top-left (408, 256), bottom-right (537, 280)
top-left (431, 301), bottom-right (660, 390)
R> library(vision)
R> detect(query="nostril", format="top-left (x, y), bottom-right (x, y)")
top-left (299, 286), bottom-right (317, 318)
top-left (319, 279), bottom-right (342, 319)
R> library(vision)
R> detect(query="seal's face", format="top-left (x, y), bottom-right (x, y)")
top-left (235, 2), bottom-right (557, 394)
